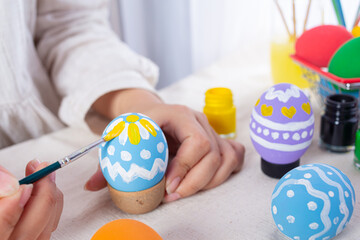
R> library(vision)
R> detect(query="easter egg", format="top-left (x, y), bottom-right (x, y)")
top-left (91, 219), bottom-right (162, 240)
top-left (295, 25), bottom-right (352, 67)
top-left (250, 83), bottom-right (314, 175)
top-left (271, 163), bottom-right (355, 239)
top-left (328, 37), bottom-right (360, 78)
top-left (99, 113), bottom-right (168, 192)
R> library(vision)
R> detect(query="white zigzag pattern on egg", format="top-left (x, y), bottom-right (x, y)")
top-left (264, 85), bottom-right (301, 103)
top-left (101, 149), bottom-right (168, 183)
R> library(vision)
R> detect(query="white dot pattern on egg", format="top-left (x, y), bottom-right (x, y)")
top-left (140, 149), bottom-right (151, 160)
top-left (99, 113), bottom-right (168, 192)
top-left (157, 142), bottom-right (164, 153)
top-left (107, 145), bottom-right (115, 156)
top-left (121, 151), bottom-right (132, 161)
top-left (263, 129), bottom-right (270, 136)
top-left (271, 163), bottom-right (355, 240)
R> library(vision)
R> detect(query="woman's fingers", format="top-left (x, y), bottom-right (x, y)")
top-left (0, 172), bottom-right (32, 240)
top-left (10, 161), bottom-right (62, 240)
top-left (173, 150), bottom-right (221, 198)
top-left (84, 164), bottom-right (107, 191)
top-left (165, 132), bottom-right (211, 191)
top-left (160, 106), bottom-right (245, 202)
top-left (52, 189), bottom-right (64, 231)
top-left (37, 188), bottom-right (63, 240)
top-left (37, 174), bottom-right (64, 240)
top-left (166, 112), bottom-right (224, 198)
top-left (161, 107), bottom-right (218, 195)
top-left (0, 166), bottom-right (20, 198)
top-left (227, 139), bottom-right (245, 173)
top-left (204, 138), bottom-right (245, 190)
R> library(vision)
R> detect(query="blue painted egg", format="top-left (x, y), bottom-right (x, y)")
top-left (271, 163), bottom-right (355, 239)
top-left (99, 113), bottom-right (168, 192)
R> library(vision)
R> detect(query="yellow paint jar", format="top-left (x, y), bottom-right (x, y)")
top-left (203, 87), bottom-right (236, 139)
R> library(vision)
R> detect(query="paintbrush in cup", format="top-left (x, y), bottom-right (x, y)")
top-left (332, 0), bottom-right (346, 27)
top-left (19, 123), bottom-right (123, 185)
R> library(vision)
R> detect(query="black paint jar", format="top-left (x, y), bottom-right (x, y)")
top-left (320, 94), bottom-right (359, 152)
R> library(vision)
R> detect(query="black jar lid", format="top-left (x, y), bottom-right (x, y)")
top-left (324, 94), bottom-right (358, 120)
top-left (325, 94), bottom-right (358, 110)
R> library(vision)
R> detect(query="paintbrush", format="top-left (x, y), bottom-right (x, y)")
top-left (332, 0), bottom-right (346, 27)
top-left (19, 123), bottom-right (123, 185)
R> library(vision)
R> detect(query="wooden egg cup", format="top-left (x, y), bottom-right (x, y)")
top-left (108, 177), bottom-right (165, 214)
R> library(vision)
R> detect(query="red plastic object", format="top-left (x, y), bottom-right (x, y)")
top-left (295, 25), bottom-right (353, 68)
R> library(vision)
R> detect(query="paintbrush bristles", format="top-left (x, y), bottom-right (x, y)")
top-left (103, 121), bottom-right (125, 141)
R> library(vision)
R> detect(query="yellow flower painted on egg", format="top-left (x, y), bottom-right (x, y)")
top-left (105, 114), bottom-right (159, 145)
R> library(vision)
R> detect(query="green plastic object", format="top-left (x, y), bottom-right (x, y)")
top-left (328, 37), bottom-right (360, 78)
top-left (354, 129), bottom-right (360, 170)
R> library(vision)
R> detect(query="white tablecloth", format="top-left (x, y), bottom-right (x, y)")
top-left (1, 49), bottom-right (359, 239)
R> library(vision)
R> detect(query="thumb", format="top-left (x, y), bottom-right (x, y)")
top-left (0, 167), bottom-right (33, 238)
top-left (84, 165), bottom-right (107, 191)
top-left (0, 166), bottom-right (19, 198)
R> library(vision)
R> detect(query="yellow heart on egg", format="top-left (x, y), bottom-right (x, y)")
top-left (261, 104), bottom-right (273, 117)
top-left (302, 102), bottom-right (311, 114)
top-left (281, 106), bottom-right (296, 119)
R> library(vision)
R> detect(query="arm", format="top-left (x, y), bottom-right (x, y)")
top-left (87, 89), bottom-right (245, 202)
top-left (35, 0), bottom-right (159, 129)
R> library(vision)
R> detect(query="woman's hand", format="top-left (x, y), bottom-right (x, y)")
top-left (85, 89), bottom-right (245, 202)
top-left (141, 104), bottom-right (245, 202)
top-left (0, 160), bottom-right (63, 240)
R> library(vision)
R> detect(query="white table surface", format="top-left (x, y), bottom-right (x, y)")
top-left (1, 49), bottom-right (360, 240)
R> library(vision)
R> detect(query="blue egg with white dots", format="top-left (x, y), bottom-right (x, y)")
top-left (271, 163), bottom-right (355, 240)
top-left (99, 113), bottom-right (168, 192)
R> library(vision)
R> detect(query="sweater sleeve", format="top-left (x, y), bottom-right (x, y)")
top-left (35, 0), bottom-right (159, 129)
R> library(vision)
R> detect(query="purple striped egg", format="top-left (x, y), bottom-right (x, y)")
top-left (250, 83), bottom-right (314, 164)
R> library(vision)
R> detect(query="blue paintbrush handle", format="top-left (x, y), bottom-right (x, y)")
top-left (19, 161), bottom-right (61, 185)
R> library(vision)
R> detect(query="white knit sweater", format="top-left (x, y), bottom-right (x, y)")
top-left (0, 0), bottom-right (159, 148)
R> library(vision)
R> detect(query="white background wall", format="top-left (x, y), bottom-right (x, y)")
top-left (108, 0), bottom-right (272, 88)
top-left (109, 0), bottom-right (359, 89)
